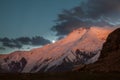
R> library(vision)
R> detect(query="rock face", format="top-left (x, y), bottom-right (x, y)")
top-left (78, 28), bottom-right (120, 72)
top-left (100, 28), bottom-right (120, 59)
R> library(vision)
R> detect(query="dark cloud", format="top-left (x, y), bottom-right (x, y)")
top-left (86, 0), bottom-right (120, 19)
top-left (31, 36), bottom-right (51, 46)
top-left (16, 37), bottom-right (31, 45)
top-left (52, 0), bottom-right (120, 36)
top-left (2, 42), bottom-right (22, 48)
top-left (0, 47), bottom-right (5, 50)
top-left (0, 36), bottom-right (51, 48)
top-left (57, 36), bottom-right (65, 40)
top-left (0, 37), bottom-right (11, 43)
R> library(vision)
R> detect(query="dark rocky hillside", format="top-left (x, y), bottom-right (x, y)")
top-left (76, 28), bottom-right (120, 72)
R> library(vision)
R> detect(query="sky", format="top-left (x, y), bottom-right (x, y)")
top-left (0, 0), bottom-right (120, 54)
top-left (0, 0), bottom-right (81, 41)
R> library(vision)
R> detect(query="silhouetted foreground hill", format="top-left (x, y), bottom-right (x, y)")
top-left (0, 72), bottom-right (120, 80)
top-left (77, 28), bottom-right (120, 72)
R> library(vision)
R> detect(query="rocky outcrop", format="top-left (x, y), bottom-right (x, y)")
top-left (99, 28), bottom-right (120, 59)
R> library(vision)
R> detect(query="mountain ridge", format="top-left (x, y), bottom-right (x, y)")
top-left (75, 28), bottom-right (120, 72)
top-left (0, 27), bottom-right (115, 73)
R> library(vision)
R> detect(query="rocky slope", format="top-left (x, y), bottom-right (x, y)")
top-left (76, 28), bottom-right (120, 72)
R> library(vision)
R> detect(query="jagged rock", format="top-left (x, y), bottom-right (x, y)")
top-left (8, 57), bottom-right (27, 73)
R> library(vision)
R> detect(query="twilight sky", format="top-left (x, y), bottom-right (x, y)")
top-left (0, 0), bottom-right (120, 54)
top-left (0, 0), bottom-right (81, 41)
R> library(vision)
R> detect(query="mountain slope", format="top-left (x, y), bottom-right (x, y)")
top-left (0, 27), bottom-right (115, 73)
top-left (76, 28), bottom-right (120, 72)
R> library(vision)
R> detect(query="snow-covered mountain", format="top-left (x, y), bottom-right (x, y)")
top-left (0, 27), bottom-right (115, 73)
top-left (74, 28), bottom-right (120, 72)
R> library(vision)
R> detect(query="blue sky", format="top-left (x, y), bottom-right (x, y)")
top-left (0, 0), bottom-right (81, 40)
top-left (0, 0), bottom-right (120, 54)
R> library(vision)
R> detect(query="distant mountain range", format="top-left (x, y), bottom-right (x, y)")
top-left (0, 27), bottom-right (116, 73)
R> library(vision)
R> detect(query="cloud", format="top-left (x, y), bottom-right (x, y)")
top-left (0, 47), bottom-right (5, 50)
top-left (85, 0), bottom-right (120, 19)
top-left (2, 42), bottom-right (22, 48)
top-left (51, 0), bottom-right (120, 36)
top-left (31, 36), bottom-right (51, 46)
top-left (16, 37), bottom-right (31, 45)
top-left (0, 36), bottom-right (51, 48)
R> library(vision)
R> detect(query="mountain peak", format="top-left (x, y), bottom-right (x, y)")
top-left (0, 26), bottom-right (116, 73)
